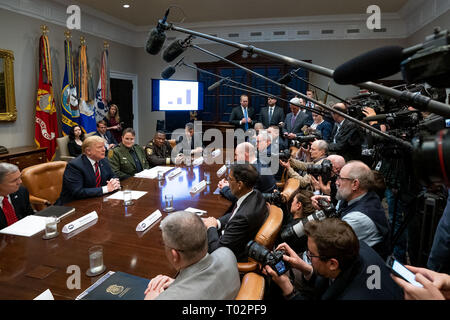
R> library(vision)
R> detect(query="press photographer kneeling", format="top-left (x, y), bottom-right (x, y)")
top-left (263, 218), bottom-right (403, 300)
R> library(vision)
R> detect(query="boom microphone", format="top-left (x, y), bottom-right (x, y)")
top-left (208, 77), bottom-right (229, 91)
top-left (163, 35), bottom-right (194, 63)
top-left (160, 57), bottom-right (185, 79)
top-left (145, 9), bottom-right (170, 55)
top-left (362, 110), bottom-right (414, 122)
top-left (333, 46), bottom-right (405, 84)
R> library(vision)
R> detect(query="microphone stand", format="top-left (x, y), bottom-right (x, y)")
top-left (189, 44), bottom-right (412, 149)
top-left (181, 62), bottom-right (329, 118)
top-left (161, 23), bottom-right (450, 119)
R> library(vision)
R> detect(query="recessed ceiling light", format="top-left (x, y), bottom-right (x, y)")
top-left (123, 4), bottom-right (130, 8)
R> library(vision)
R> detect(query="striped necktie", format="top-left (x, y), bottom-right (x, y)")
top-left (2, 196), bottom-right (18, 226)
top-left (243, 108), bottom-right (249, 131)
top-left (94, 162), bottom-right (101, 187)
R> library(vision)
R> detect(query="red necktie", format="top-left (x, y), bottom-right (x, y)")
top-left (94, 162), bottom-right (101, 187)
top-left (2, 196), bottom-right (18, 226)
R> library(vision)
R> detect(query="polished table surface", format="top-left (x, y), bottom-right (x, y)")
top-left (0, 163), bottom-right (231, 300)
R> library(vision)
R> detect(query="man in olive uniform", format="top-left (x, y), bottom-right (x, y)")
top-left (145, 131), bottom-right (176, 167)
top-left (108, 128), bottom-right (150, 180)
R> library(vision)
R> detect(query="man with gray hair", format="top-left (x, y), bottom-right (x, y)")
top-left (144, 211), bottom-right (240, 300)
top-left (0, 163), bottom-right (34, 229)
top-left (282, 97), bottom-right (313, 139)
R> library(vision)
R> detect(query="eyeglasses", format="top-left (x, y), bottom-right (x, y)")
top-left (306, 249), bottom-right (329, 261)
top-left (336, 174), bottom-right (354, 182)
top-left (225, 174), bottom-right (237, 182)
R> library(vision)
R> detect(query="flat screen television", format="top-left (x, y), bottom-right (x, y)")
top-left (152, 79), bottom-right (204, 111)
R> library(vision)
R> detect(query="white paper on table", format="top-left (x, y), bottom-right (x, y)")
top-left (185, 207), bottom-right (207, 215)
top-left (135, 166), bottom-right (175, 179)
top-left (0, 215), bottom-right (47, 237)
top-left (106, 191), bottom-right (148, 200)
top-left (34, 289), bottom-right (55, 300)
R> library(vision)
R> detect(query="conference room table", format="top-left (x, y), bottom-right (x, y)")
top-left (0, 162), bottom-right (232, 300)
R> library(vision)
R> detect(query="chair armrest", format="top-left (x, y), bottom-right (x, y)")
top-left (235, 272), bottom-right (265, 300)
top-left (60, 155), bottom-right (75, 162)
top-left (29, 195), bottom-right (51, 206)
top-left (237, 261), bottom-right (259, 273)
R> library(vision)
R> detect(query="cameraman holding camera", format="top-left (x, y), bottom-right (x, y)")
top-left (310, 154), bottom-right (346, 205)
top-left (263, 218), bottom-right (403, 300)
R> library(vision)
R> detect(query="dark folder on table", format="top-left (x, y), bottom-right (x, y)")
top-left (34, 205), bottom-right (75, 220)
top-left (78, 271), bottom-right (149, 300)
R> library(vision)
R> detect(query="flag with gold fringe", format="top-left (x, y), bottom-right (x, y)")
top-left (76, 37), bottom-right (97, 134)
top-left (34, 27), bottom-right (58, 161)
top-left (60, 31), bottom-right (80, 135)
top-left (95, 43), bottom-right (111, 122)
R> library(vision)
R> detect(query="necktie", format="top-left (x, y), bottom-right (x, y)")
top-left (2, 197), bottom-right (18, 226)
top-left (130, 148), bottom-right (143, 172)
top-left (94, 162), bottom-right (101, 187)
top-left (291, 113), bottom-right (297, 129)
top-left (333, 123), bottom-right (341, 143)
top-left (243, 108), bottom-right (249, 131)
top-left (269, 108), bottom-right (273, 124)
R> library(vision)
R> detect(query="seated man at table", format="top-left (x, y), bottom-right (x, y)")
top-left (203, 164), bottom-right (268, 261)
top-left (0, 162), bottom-right (34, 229)
top-left (56, 136), bottom-right (121, 205)
top-left (145, 131), bottom-right (183, 167)
top-left (144, 211), bottom-right (240, 300)
top-left (108, 128), bottom-right (149, 180)
top-left (175, 122), bottom-right (204, 157)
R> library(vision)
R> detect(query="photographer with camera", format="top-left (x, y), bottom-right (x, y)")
top-left (312, 161), bottom-right (391, 259)
top-left (328, 102), bottom-right (363, 161)
top-left (263, 218), bottom-right (403, 300)
top-left (279, 140), bottom-right (329, 190)
top-left (282, 97), bottom-right (313, 140)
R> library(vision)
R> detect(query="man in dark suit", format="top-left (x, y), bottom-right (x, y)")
top-left (229, 94), bottom-right (255, 131)
top-left (259, 96), bottom-right (285, 129)
top-left (328, 103), bottom-right (362, 161)
top-left (94, 120), bottom-right (118, 150)
top-left (203, 164), bottom-right (268, 262)
top-left (175, 122), bottom-right (204, 156)
top-left (56, 136), bottom-right (121, 205)
top-left (0, 163), bottom-right (34, 229)
top-left (283, 97), bottom-right (313, 139)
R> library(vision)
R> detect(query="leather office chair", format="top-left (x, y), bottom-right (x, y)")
top-left (56, 135), bottom-right (75, 162)
top-left (281, 178), bottom-right (300, 203)
top-left (168, 139), bottom-right (176, 149)
top-left (235, 272), bottom-right (265, 300)
top-left (21, 161), bottom-right (67, 211)
top-left (238, 204), bottom-right (283, 273)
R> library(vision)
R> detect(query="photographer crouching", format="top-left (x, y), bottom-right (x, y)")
top-left (263, 219), bottom-right (403, 300)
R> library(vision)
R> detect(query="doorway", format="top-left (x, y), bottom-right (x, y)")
top-left (110, 71), bottom-right (139, 143)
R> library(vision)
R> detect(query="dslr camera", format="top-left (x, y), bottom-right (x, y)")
top-left (289, 134), bottom-right (319, 148)
top-left (246, 240), bottom-right (290, 276)
top-left (262, 189), bottom-right (285, 207)
top-left (306, 159), bottom-right (333, 184)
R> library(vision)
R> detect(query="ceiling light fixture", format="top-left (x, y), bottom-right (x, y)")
top-left (123, 4), bottom-right (130, 8)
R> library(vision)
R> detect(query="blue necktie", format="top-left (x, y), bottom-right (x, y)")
top-left (269, 108), bottom-right (273, 124)
top-left (243, 108), bottom-right (249, 131)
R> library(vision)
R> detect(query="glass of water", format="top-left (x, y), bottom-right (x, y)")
top-left (123, 189), bottom-right (133, 206)
top-left (164, 194), bottom-right (174, 212)
top-left (42, 216), bottom-right (59, 240)
top-left (87, 245), bottom-right (106, 277)
top-left (204, 171), bottom-right (211, 185)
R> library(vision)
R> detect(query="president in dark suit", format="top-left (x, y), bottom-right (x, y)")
top-left (229, 94), bottom-right (255, 131)
top-left (203, 164), bottom-right (268, 262)
top-left (0, 163), bottom-right (34, 229)
top-left (283, 97), bottom-right (313, 139)
top-left (259, 96), bottom-right (285, 128)
top-left (56, 136), bottom-right (121, 205)
top-left (94, 120), bottom-right (118, 150)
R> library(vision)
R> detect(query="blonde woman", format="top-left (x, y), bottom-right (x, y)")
top-left (104, 104), bottom-right (123, 143)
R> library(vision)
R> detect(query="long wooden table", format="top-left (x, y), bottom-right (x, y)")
top-left (0, 164), bottom-right (231, 300)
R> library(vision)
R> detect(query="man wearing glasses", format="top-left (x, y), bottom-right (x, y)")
top-left (203, 164), bottom-right (268, 262)
top-left (312, 160), bottom-right (390, 259)
top-left (263, 219), bottom-right (402, 300)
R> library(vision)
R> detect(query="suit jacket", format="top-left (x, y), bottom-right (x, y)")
top-left (0, 186), bottom-right (34, 230)
top-left (207, 190), bottom-right (268, 262)
top-left (175, 135), bottom-right (204, 154)
top-left (259, 106), bottom-right (285, 128)
top-left (94, 130), bottom-right (118, 146)
top-left (229, 106), bottom-right (255, 130)
top-left (108, 143), bottom-right (149, 180)
top-left (67, 139), bottom-right (82, 157)
top-left (328, 119), bottom-right (362, 161)
top-left (315, 120), bottom-right (333, 141)
top-left (56, 154), bottom-right (116, 205)
top-left (156, 247), bottom-right (240, 300)
top-left (283, 111), bottom-right (313, 135)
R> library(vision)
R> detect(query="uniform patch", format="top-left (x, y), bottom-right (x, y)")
top-left (147, 148), bottom-right (153, 155)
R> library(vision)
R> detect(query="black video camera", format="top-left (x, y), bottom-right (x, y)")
top-left (262, 189), bottom-right (285, 207)
top-left (306, 159), bottom-right (333, 184)
top-left (275, 149), bottom-right (291, 162)
top-left (289, 134), bottom-right (319, 148)
top-left (246, 240), bottom-right (290, 276)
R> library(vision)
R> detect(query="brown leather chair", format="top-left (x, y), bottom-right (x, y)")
top-left (281, 178), bottom-right (300, 203)
top-left (238, 204), bottom-right (283, 273)
top-left (235, 272), bottom-right (265, 300)
top-left (168, 139), bottom-right (176, 149)
top-left (21, 161), bottom-right (67, 211)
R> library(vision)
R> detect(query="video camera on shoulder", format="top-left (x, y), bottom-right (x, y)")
top-left (289, 134), bottom-right (320, 148)
top-left (246, 240), bottom-right (290, 276)
top-left (306, 159), bottom-right (333, 184)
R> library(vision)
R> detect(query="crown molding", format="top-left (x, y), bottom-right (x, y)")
top-left (0, 0), bottom-right (447, 48)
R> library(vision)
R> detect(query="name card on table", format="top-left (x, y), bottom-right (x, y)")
top-left (168, 167), bottom-right (182, 178)
top-left (211, 149), bottom-right (221, 158)
top-left (136, 210), bottom-right (162, 232)
top-left (190, 180), bottom-right (207, 194)
top-left (192, 157), bottom-right (204, 167)
top-left (185, 207), bottom-right (207, 216)
top-left (216, 165), bottom-right (227, 177)
top-left (62, 211), bottom-right (98, 234)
